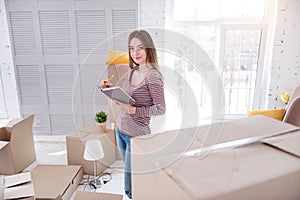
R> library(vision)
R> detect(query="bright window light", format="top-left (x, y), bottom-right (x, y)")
top-left (174, 0), bottom-right (265, 20)
top-left (169, 0), bottom-right (268, 118)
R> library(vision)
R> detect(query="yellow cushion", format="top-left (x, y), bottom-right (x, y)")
top-left (247, 108), bottom-right (285, 121)
top-left (105, 51), bottom-right (129, 65)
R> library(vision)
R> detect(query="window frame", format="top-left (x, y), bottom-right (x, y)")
top-left (166, 0), bottom-right (272, 118)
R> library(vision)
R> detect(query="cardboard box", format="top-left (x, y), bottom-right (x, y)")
top-left (131, 116), bottom-right (300, 200)
top-left (0, 176), bottom-right (2, 199)
top-left (107, 64), bottom-right (130, 123)
top-left (0, 115), bottom-right (36, 175)
top-left (1, 172), bottom-right (35, 200)
top-left (66, 126), bottom-right (117, 175)
top-left (108, 64), bottom-right (129, 160)
top-left (107, 64), bottom-right (130, 91)
top-left (31, 165), bottom-right (83, 200)
top-left (74, 190), bottom-right (123, 200)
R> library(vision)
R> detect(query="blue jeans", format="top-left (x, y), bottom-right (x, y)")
top-left (116, 129), bottom-right (132, 199)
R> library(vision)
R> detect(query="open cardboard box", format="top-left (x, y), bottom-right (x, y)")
top-left (0, 115), bottom-right (36, 175)
top-left (131, 116), bottom-right (300, 200)
top-left (1, 172), bottom-right (35, 200)
top-left (31, 165), bottom-right (83, 200)
top-left (66, 126), bottom-right (117, 175)
top-left (74, 190), bottom-right (123, 200)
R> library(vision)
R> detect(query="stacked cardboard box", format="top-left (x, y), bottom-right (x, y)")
top-left (131, 115), bottom-right (300, 200)
top-left (0, 115), bottom-right (84, 199)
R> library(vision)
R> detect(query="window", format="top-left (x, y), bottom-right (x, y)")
top-left (221, 27), bottom-right (262, 114)
top-left (165, 0), bottom-right (271, 122)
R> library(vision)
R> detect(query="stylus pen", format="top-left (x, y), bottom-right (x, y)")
top-left (104, 75), bottom-right (114, 84)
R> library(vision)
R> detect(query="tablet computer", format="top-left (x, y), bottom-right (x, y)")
top-left (98, 86), bottom-right (135, 104)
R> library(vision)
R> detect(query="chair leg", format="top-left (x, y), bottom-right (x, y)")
top-left (94, 160), bottom-right (97, 186)
top-left (93, 160), bottom-right (102, 188)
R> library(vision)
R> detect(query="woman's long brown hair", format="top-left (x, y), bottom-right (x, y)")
top-left (128, 30), bottom-right (162, 82)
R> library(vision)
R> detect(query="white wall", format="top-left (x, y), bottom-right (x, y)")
top-left (0, 0), bottom-right (20, 125)
top-left (267, 0), bottom-right (300, 109)
top-left (139, 0), bottom-right (166, 28)
top-left (139, 0), bottom-right (166, 56)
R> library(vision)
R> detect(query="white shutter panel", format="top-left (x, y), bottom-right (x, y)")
top-left (79, 63), bottom-right (107, 127)
top-left (75, 10), bottom-right (107, 54)
top-left (80, 64), bottom-right (106, 106)
top-left (17, 65), bottom-right (42, 105)
top-left (6, 0), bottom-right (138, 135)
top-left (9, 11), bottom-right (36, 55)
top-left (24, 113), bottom-right (45, 132)
top-left (50, 114), bottom-right (74, 135)
top-left (75, 9), bottom-right (109, 127)
top-left (39, 11), bottom-right (72, 55)
top-left (45, 65), bottom-right (73, 105)
top-left (112, 9), bottom-right (137, 51)
top-left (38, 9), bottom-right (75, 134)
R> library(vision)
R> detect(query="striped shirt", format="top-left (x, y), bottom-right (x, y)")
top-left (116, 69), bottom-right (166, 137)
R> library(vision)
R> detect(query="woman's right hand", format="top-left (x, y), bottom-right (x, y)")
top-left (100, 80), bottom-right (112, 88)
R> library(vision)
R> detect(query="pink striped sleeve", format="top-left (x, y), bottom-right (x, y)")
top-left (135, 70), bottom-right (166, 117)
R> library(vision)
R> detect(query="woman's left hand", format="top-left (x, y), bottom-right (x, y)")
top-left (113, 100), bottom-right (136, 114)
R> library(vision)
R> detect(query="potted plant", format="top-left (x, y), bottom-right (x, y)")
top-left (95, 111), bottom-right (108, 133)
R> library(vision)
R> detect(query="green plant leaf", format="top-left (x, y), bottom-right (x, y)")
top-left (95, 111), bottom-right (108, 123)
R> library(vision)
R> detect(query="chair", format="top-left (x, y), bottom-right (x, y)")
top-left (283, 95), bottom-right (300, 127)
top-left (281, 85), bottom-right (300, 127)
top-left (84, 139), bottom-right (104, 188)
top-left (286, 84), bottom-right (300, 107)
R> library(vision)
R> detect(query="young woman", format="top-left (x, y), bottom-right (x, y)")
top-left (103, 30), bottom-right (165, 199)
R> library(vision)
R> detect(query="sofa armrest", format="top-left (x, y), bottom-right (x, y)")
top-left (247, 108), bottom-right (285, 121)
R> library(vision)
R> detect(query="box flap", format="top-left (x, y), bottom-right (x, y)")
top-left (76, 125), bottom-right (98, 134)
top-left (67, 125), bottom-right (99, 139)
top-left (4, 172), bottom-right (31, 188)
top-left (68, 127), bottom-right (114, 141)
top-left (232, 115), bottom-right (298, 136)
top-left (5, 119), bottom-right (23, 127)
top-left (68, 130), bottom-right (91, 140)
top-left (214, 115), bottom-right (298, 145)
top-left (9, 115), bottom-right (36, 174)
top-left (31, 165), bottom-right (82, 199)
top-left (6, 118), bottom-right (40, 128)
top-left (132, 115), bottom-right (300, 171)
top-left (0, 141), bottom-right (9, 150)
top-left (133, 115), bottom-right (299, 153)
top-left (4, 183), bottom-right (34, 200)
top-left (3, 172), bottom-right (34, 200)
top-left (263, 131), bottom-right (300, 158)
top-left (10, 115), bottom-right (34, 142)
top-left (74, 190), bottom-right (123, 200)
